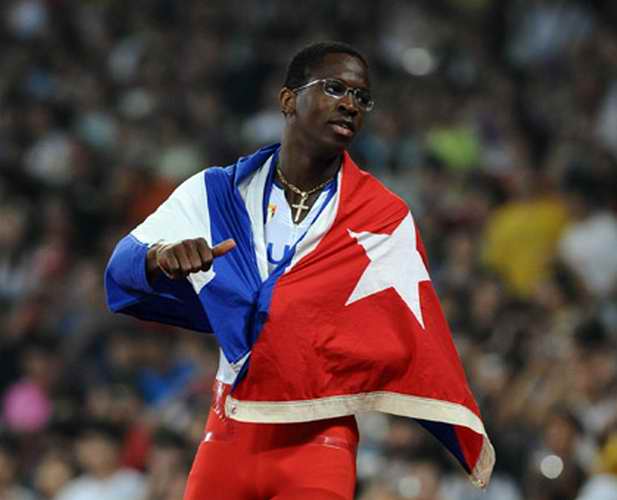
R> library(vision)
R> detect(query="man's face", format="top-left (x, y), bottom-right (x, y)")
top-left (285, 52), bottom-right (370, 151)
top-left (76, 434), bottom-right (119, 474)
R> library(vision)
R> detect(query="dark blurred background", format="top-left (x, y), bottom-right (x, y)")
top-left (1, 0), bottom-right (617, 499)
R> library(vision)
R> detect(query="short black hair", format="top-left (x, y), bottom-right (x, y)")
top-left (561, 162), bottom-right (603, 207)
top-left (284, 41), bottom-right (368, 90)
top-left (0, 433), bottom-right (19, 457)
top-left (78, 419), bottom-right (125, 445)
top-left (152, 427), bottom-right (187, 450)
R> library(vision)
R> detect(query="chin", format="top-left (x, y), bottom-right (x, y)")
top-left (325, 132), bottom-right (354, 149)
top-left (305, 129), bottom-right (352, 154)
top-left (320, 140), bottom-right (349, 156)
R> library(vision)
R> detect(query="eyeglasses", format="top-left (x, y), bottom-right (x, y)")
top-left (292, 78), bottom-right (375, 112)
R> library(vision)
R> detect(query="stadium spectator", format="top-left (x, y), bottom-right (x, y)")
top-left (54, 420), bottom-right (146, 500)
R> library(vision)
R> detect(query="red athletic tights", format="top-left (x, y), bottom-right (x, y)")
top-left (183, 381), bottom-right (358, 500)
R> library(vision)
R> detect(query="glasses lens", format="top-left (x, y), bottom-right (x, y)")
top-left (354, 89), bottom-right (373, 110)
top-left (323, 80), bottom-right (347, 98)
top-left (321, 79), bottom-right (374, 111)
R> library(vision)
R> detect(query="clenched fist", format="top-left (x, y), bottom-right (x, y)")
top-left (146, 238), bottom-right (236, 282)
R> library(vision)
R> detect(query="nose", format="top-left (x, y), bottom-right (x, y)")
top-left (337, 93), bottom-right (359, 116)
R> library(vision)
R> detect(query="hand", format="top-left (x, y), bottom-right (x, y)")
top-left (147, 238), bottom-right (236, 282)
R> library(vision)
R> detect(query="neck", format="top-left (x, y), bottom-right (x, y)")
top-left (278, 135), bottom-right (342, 191)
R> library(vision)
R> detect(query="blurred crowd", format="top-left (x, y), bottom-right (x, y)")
top-left (1, 0), bottom-right (617, 499)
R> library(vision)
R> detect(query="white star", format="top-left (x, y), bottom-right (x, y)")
top-left (346, 213), bottom-right (430, 328)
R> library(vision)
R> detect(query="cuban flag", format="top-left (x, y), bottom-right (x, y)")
top-left (105, 144), bottom-right (495, 487)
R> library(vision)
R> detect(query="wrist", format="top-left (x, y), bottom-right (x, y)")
top-left (146, 243), bottom-right (164, 284)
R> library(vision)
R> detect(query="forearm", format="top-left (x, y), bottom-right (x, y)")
top-left (104, 235), bottom-right (213, 332)
top-left (105, 234), bottom-right (154, 294)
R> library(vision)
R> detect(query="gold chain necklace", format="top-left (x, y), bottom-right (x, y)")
top-left (276, 166), bottom-right (334, 223)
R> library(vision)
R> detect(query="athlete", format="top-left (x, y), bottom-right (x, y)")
top-left (105, 42), bottom-right (494, 500)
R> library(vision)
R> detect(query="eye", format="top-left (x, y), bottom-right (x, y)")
top-left (323, 80), bottom-right (347, 98)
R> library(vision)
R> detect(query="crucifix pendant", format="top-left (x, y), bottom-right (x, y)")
top-left (291, 194), bottom-right (310, 223)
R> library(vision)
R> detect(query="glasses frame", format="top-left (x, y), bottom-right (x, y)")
top-left (292, 78), bottom-right (375, 112)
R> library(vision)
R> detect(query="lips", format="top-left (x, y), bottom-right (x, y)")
top-left (328, 119), bottom-right (355, 138)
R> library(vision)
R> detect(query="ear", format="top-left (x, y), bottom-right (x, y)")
top-left (279, 87), bottom-right (296, 117)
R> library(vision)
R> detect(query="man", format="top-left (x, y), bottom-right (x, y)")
top-left (144, 428), bottom-right (191, 500)
top-left (105, 41), bottom-right (494, 500)
top-left (0, 435), bottom-right (37, 500)
top-left (54, 421), bottom-right (146, 500)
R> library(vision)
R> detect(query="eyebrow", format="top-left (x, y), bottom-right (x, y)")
top-left (324, 77), bottom-right (370, 91)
